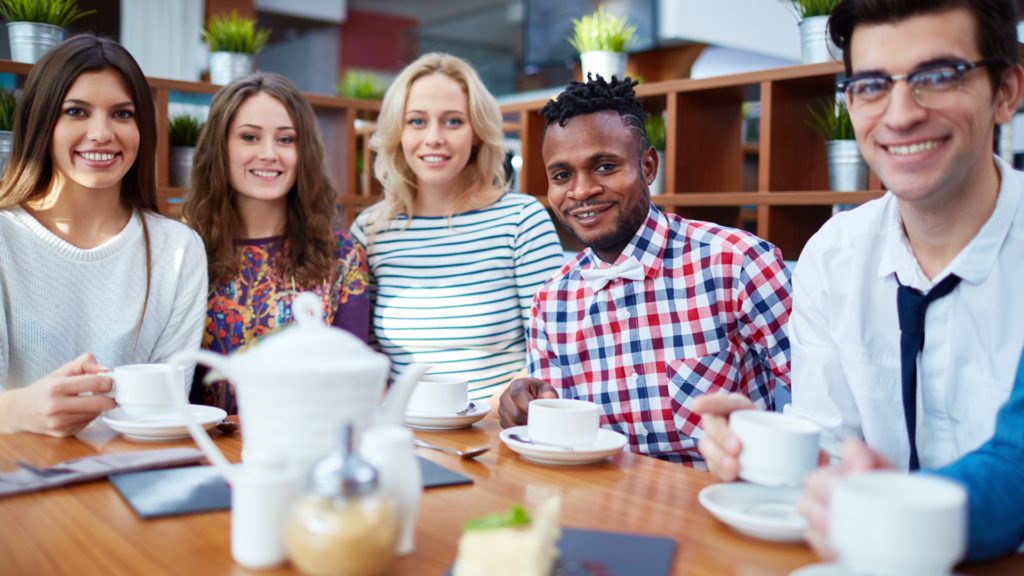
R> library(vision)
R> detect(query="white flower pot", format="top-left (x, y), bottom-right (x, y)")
top-left (826, 140), bottom-right (868, 191)
top-left (799, 16), bottom-right (841, 64)
top-left (7, 22), bottom-right (63, 64)
top-left (209, 51), bottom-right (254, 85)
top-left (580, 50), bottom-right (628, 82)
top-left (649, 151), bottom-right (666, 196)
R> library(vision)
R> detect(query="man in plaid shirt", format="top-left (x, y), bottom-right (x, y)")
top-left (497, 77), bottom-right (792, 466)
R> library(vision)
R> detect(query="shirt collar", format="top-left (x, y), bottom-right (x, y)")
top-left (580, 203), bottom-right (667, 279)
top-left (877, 154), bottom-right (1021, 289)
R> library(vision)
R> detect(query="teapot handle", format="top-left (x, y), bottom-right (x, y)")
top-left (167, 350), bottom-right (235, 482)
top-left (376, 363), bottom-right (433, 428)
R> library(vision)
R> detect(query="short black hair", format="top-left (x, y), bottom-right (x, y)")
top-left (539, 75), bottom-right (649, 158)
top-left (829, 0), bottom-right (1021, 91)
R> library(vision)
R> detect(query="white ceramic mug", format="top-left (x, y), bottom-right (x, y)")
top-left (830, 471), bottom-right (968, 576)
top-left (406, 375), bottom-right (468, 414)
top-left (527, 399), bottom-right (600, 448)
top-left (729, 410), bottom-right (820, 487)
top-left (102, 364), bottom-right (185, 416)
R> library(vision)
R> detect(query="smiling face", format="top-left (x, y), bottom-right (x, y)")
top-left (49, 68), bottom-right (139, 194)
top-left (401, 73), bottom-right (477, 195)
top-left (849, 8), bottom-right (1018, 204)
top-left (227, 91), bottom-right (298, 208)
top-left (543, 110), bottom-right (657, 262)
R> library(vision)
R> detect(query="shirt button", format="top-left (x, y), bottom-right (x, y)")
top-left (639, 426), bottom-right (649, 437)
top-left (630, 371), bottom-right (639, 381)
top-left (618, 310), bottom-right (631, 320)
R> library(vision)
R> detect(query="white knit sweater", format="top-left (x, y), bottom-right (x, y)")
top-left (0, 207), bottom-right (208, 393)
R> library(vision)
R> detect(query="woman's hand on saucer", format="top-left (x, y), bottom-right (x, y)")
top-left (796, 440), bottom-right (893, 560)
top-left (0, 353), bottom-right (115, 437)
top-left (693, 393), bottom-right (758, 482)
top-left (498, 378), bottom-right (557, 428)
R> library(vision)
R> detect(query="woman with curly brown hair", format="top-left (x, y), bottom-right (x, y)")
top-left (182, 72), bottom-right (369, 414)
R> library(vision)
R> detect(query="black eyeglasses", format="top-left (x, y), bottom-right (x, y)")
top-left (836, 58), bottom-right (1001, 117)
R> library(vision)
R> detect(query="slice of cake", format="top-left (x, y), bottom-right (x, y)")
top-left (453, 498), bottom-right (561, 576)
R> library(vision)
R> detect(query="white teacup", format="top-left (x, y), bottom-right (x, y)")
top-left (102, 364), bottom-right (186, 416)
top-left (831, 472), bottom-right (968, 576)
top-left (406, 374), bottom-right (469, 414)
top-left (527, 399), bottom-right (600, 448)
top-left (729, 410), bottom-right (820, 487)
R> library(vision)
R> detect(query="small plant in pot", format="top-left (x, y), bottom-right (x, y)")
top-left (168, 114), bottom-right (205, 189)
top-left (645, 112), bottom-right (666, 196)
top-left (0, 88), bottom-right (16, 177)
top-left (568, 6), bottom-right (637, 83)
top-left (0, 0), bottom-right (95, 64)
top-left (808, 96), bottom-right (867, 194)
top-left (337, 71), bottom-right (387, 100)
top-left (787, 0), bottom-right (842, 64)
top-left (202, 11), bottom-right (271, 86)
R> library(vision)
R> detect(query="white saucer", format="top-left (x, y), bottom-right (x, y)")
top-left (698, 482), bottom-right (806, 542)
top-left (404, 402), bottom-right (492, 430)
top-left (101, 405), bottom-right (227, 440)
top-left (788, 563), bottom-right (847, 576)
top-left (498, 426), bottom-right (627, 465)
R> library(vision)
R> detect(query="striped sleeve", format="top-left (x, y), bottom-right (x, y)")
top-left (512, 198), bottom-right (564, 325)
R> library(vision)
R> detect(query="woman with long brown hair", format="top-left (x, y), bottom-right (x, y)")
top-left (182, 72), bottom-right (369, 414)
top-left (0, 35), bottom-right (208, 436)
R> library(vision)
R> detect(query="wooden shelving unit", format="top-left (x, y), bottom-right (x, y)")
top-left (503, 60), bottom-right (886, 259)
top-left (0, 57), bottom-right (884, 258)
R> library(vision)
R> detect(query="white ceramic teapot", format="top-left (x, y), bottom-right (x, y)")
top-left (166, 293), bottom-right (430, 482)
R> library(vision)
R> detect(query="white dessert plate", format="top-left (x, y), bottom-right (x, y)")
top-left (498, 426), bottom-right (627, 465)
top-left (101, 405), bottom-right (227, 440)
top-left (404, 402), bottom-right (492, 430)
top-left (698, 482), bottom-right (806, 542)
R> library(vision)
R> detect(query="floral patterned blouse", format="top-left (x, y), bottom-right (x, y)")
top-left (192, 231), bottom-right (370, 413)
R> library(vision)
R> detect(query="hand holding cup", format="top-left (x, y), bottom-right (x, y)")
top-left (498, 378), bottom-right (557, 428)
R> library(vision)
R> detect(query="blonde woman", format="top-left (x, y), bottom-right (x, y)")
top-left (351, 53), bottom-right (563, 402)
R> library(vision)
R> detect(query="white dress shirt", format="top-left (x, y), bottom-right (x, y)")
top-left (786, 156), bottom-right (1024, 470)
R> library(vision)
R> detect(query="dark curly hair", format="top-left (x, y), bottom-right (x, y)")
top-left (539, 75), bottom-right (649, 158)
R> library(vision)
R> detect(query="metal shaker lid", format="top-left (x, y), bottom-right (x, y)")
top-left (308, 422), bottom-right (379, 498)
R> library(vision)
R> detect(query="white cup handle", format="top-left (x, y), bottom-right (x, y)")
top-left (167, 350), bottom-right (235, 483)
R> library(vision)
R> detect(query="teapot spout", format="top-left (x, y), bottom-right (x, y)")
top-left (376, 364), bottom-right (432, 428)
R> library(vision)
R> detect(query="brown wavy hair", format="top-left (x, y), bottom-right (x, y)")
top-left (182, 72), bottom-right (338, 286)
top-left (0, 34), bottom-right (158, 334)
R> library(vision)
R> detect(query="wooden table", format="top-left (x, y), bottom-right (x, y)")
top-left (0, 414), bottom-right (1019, 576)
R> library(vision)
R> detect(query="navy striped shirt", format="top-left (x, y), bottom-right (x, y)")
top-left (351, 193), bottom-right (565, 399)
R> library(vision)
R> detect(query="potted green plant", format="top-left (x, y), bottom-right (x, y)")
top-left (788, 0), bottom-right (842, 64)
top-left (808, 96), bottom-right (867, 193)
top-left (0, 0), bottom-right (94, 64)
top-left (0, 88), bottom-right (16, 177)
top-left (202, 11), bottom-right (271, 86)
top-left (568, 7), bottom-right (638, 83)
top-left (337, 71), bottom-right (387, 100)
top-left (168, 114), bottom-right (205, 189)
top-left (645, 112), bottom-right (666, 196)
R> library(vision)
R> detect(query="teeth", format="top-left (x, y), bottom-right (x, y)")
top-left (252, 170), bottom-right (280, 178)
top-left (887, 139), bottom-right (942, 155)
top-left (421, 156), bottom-right (446, 162)
top-left (576, 211), bottom-right (598, 218)
top-left (81, 152), bottom-right (115, 161)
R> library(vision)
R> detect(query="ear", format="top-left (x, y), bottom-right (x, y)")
top-left (993, 63), bottom-right (1024, 126)
top-left (641, 146), bottom-right (658, 187)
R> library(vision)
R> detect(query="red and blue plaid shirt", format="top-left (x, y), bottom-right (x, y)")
top-left (527, 205), bottom-right (792, 466)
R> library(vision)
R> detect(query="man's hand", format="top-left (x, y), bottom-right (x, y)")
top-left (693, 393), bottom-right (758, 482)
top-left (498, 377), bottom-right (558, 428)
top-left (0, 353), bottom-right (115, 437)
top-left (796, 440), bottom-right (894, 559)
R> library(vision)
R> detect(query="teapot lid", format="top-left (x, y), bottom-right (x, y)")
top-left (309, 422), bottom-right (378, 498)
top-left (235, 292), bottom-right (385, 370)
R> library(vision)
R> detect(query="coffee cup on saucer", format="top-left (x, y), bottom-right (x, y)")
top-left (729, 410), bottom-right (820, 487)
top-left (527, 399), bottom-right (600, 448)
top-left (830, 471), bottom-right (967, 576)
top-left (407, 374), bottom-right (469, 414)
top-left (102, 364), bottom-right (186, 416)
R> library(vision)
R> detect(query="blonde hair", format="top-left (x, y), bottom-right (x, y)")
top-left (363, 53), bottom-right (507, 240)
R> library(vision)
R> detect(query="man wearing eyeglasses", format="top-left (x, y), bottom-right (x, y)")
top-left (695, 0), bottom-right (1024, 562)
